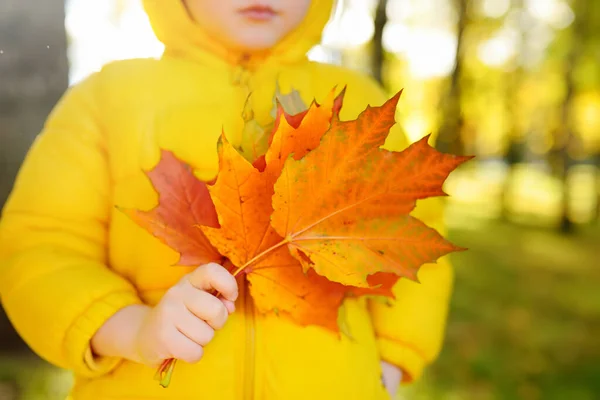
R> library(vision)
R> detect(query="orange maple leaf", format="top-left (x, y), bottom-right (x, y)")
top-left (251, 86), bottom-right (346, 172)
top-left (119, 150), bottom-right (223, 266)
top-left (202, 129), bottom-right (398, 331)
top-left (270, 93), bottom-right (472, 287)
top-left (201, 87), bottom-right (397, 330)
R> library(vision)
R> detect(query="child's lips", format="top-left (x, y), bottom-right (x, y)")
top-left (239, 6), bottom-right (277, 21)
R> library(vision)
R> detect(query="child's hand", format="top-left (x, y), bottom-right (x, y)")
top-left (133, 263), bottom-right (238, 366)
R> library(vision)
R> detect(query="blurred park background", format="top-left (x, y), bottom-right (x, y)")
top-left (0, 0), bottom-right (599, 399)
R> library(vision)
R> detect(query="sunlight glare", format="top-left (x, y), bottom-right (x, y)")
top-left (322, 2), bottom-right (375, 49)
top-left (402, 112), bottom-right (431, 142)
top-left (525, 0), bottom-right (575, 29)
top-left (477, 29), bottom-right (518, 67)
top-left (65, 0), bottom-right (163, 84)
top-left (307, 45), bottom-right (336, 64)
top-left (522, 23), bottom-right (554, 68)
top-left (385, 26), bottom-right (457, 78)
top-left (481, 0), bottom-right (511, 18)
top-left (386, 0), bottom-right (412, 22)
top-left (339, 8), bottom-right (375, 47)
top-left (382, 22), bottom-right (409, 54)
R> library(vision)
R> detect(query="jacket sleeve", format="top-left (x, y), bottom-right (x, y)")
top-left (0, 72), bottom-right (143, 377)
top-left (342, 74), bottom-right (454, 384)
top-left (369, 197), bottom-right (453, 384)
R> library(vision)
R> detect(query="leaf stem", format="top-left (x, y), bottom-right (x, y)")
top-left (289, 194), bottom-right (380, 239)
top-left (231, 236), bottom-right (291, 277)
top-left (155, 358), bottom-right (177, 388)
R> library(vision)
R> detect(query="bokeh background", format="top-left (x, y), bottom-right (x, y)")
top-left (1, 0), bottom-right (599, 399)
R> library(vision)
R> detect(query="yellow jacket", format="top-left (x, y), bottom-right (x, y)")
top-left (0, 1), bottom-right (453, 399)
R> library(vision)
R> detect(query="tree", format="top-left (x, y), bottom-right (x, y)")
top-left (555, 0), bottom-right (588, 233)
top-left (501, 0), bottom-right (526, 221)
top-left (371, 0), bottom-right (388, 84)
top-left (0, 0), bottom-right (69, 350)
top-left (435, 0), bottom-right (468, 156)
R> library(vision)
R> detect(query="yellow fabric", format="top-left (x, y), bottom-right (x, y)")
top-left (0, 1), bottom-right (453, 398)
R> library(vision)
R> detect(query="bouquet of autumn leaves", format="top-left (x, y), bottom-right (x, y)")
top-left (120, 86), bottom-right (472, 387)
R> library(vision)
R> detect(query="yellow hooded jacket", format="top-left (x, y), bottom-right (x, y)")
top-left (0, 1), bottom-right (453, 399)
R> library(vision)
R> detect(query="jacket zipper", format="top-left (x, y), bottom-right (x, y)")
top-left (242, 277), bottom-right (256, 400)
top-left (234, 56), bottom-right (255, 400)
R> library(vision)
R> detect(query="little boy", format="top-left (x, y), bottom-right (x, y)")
top-left (0, 1), bottom-right (453, 399)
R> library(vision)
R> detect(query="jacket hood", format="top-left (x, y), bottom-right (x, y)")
top-left (142, 0), bottom-right (335, 70)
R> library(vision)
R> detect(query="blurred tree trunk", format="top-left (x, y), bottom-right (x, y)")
top-left (435, 0), bottom-right (467, 155)
top-left (372, 0), bottom-right (388, 84)
top-left (556, 0), bottom-right (587, 233)
top-left (0, 0), bottom-right (69, 351)
top-left (557, 68), bottom-right (576, 234)
top-left (500, 0), bottom-right (526, 221)
top-left (596, 152), bottom-right (600, 222)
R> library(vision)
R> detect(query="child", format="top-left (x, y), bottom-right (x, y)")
top-left (0, 1), bottom-right (454, 399)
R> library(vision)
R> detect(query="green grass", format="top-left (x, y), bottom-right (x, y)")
top-left (399, 221), bottom-right (600, 400)
top-left (0, 354), bottom-right (72, 400)
top-left (1, 221), bottom-right (599, 400)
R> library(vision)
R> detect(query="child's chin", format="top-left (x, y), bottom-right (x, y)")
top-left (230, 29), bottom-right (282, 53)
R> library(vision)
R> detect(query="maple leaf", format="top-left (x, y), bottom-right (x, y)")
top-left (201, 131), bottom-right (345, 326)
top-left (201, 88), bottom-right (397, 330)
top-left (270, 82), bottom-right (308, 119)
top-left (251, 86), bottom-right (345, 172)
top-left (271, 85), bottom-right (346, 146)
top-left (247, 253), bottom-right (399, 332)
top-left (200, 134), bottom-right (277, 271)
top-left (270, 92), bottom-right (473, 287)
top-left (237, 84), bottom-right (309, 164)
top-left (237, 94), bottom-right (269, 164)
top-left (265, 90), bottom-right (337, 175)
top-left (119, 150), bottom-right (223, 266)
top-left (200, 132), bottom-right (375, 330)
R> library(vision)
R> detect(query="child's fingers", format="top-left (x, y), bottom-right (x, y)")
top-left (175, 308), bottom-right (215, 346)
top-left (167, 328), bottom-right (205, 364)
top-left (183, 288), bottom-right (229, 330)
top-left (221, 299), bottom-right (235, 314)
top-left (188, 262), bottom-right (238, 302)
